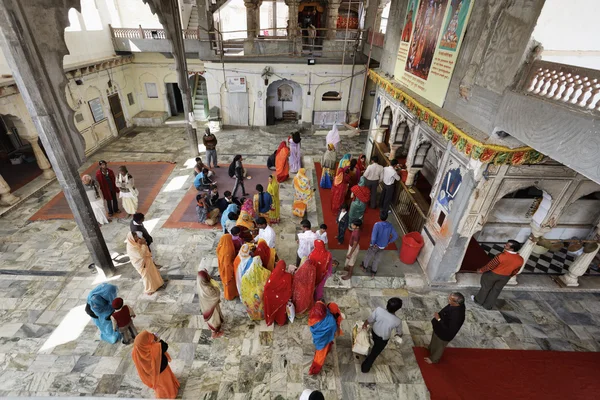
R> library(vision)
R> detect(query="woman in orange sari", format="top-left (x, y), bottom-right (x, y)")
top-left (292, 258), bottom-right (317, 314)
top-left (254, 238), bottom-right (277, 271)
top-left (216, 234), bottom-right (238, 300)
top-left (263, 260), bottom-right (293, 326)
top-left (308, 301), bottom-right (343, 375)
top-left (132, 331), bottom-right (180, 399)
top-left (275, 141), bottom-right (290, 183)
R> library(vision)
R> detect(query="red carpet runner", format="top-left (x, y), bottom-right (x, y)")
top-left (314, 162), bottom-right (397, 251)
top-left (29, 161), bottom-right (176, 221)
top-left (413, 347), bottom-right (600, 400)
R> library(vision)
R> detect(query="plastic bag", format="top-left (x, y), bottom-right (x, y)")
top-left (352, 321), bottom-right (371, 356)
top-left (286, 301), bottom-right (296, 323)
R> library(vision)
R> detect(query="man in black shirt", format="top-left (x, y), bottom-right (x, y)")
top-left (425, 292), bottom-right (466, 364)
top-left (130, 212), bottom-right (153, 250)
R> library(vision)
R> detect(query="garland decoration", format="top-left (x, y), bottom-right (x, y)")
top-left (368, 69), bottom-right (545, 166)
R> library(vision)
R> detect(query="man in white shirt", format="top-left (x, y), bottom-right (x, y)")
top-left (362, 156), bottom-right (384, 209)
top-left (361, 297), bottom-right (403, 373)
top-left (296, 219), bottom-right (318, 266)
top-left (254, 217), bottom-right (276, 248)
top-left (381, 159), bottom-right (401, 213)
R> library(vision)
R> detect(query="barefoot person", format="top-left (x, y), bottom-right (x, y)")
top-left (425, 292), bottom-right (466, 364)
top-left (132, 331), bottom-right (180, 399)
top-left (116, 166), bottom-right (138, 218)
top-left (196, 270), bottom-right (225, 338)
top-left (81, 175), bottom-right (109, 225)
top-left (125, 232), bottom-right (165, 295)
top-left (308, 301), bottom-right (343, 375)
top-left (361, 212), bottom-right (398, 277)
top-left (342, 220), bottom-right (362, 280)
top-left (96, 160), bottom-right (120, 217)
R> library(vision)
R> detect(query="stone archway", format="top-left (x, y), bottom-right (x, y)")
top-left (379, 106), bottom-right (393, 147)
top-left (265, 79), bottom-right (302, 125)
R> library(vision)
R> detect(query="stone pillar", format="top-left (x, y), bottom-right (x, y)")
top-left (326, 1), bottom-right (341, 40)
top-left (286, 0), bottom-right (299, 36)
top-left (245, 0), bottom-right (258, 40)
top-left (26, 138), bottom-right (55, 179)
top-left (560, 242), bottom-right (599, 287)
top-left (405, 168), bottom-right (418, 186)
top-left (507, 219), bottom-right (552, 285)
top-left (144, 0), bottom-right (198, 156)
top-left (0, 173), bottom-right (19, 206)
top-left (0, 0), bottom-right (115, 276)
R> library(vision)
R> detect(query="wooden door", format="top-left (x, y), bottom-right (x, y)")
top-left (108, 94), bottom-right (127, 133)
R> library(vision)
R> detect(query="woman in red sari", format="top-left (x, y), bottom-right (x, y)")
top-left (308, 240), bottom-right (333, 301)
top-left (345, 159), bottom-right (361, 204)
top-left (308, 301), bottom-right (343, 375)
top-left (292, 259), bottom-right (317, 314)
top-left (254, 238), bottom-right (277, 271)
top-left (330, 167), bottom-right (350, 215)
top-left (263, 260), bottom-right (293, 326)
top-left (356, 154), bottom-right (367, 175)
top-left (275, 141), bottom-right (290, 183)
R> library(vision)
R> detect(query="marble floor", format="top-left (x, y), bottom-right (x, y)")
top-left (1, 127), bottom-right (600, 399)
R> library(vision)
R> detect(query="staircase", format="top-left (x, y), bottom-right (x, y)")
top-left (186, 5), bottom-right (199, 30)
top-left (193, 78), bottom-right (208, 121)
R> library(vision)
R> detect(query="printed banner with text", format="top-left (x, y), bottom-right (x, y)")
top-left (394, 0), bottom-right (474, 107)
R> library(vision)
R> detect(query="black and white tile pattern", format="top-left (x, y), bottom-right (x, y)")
top-left (479, 243), bottom-right (600, 276)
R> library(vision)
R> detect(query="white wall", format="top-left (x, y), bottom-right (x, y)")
top-left (266, 79), bottom-right (302, 120)
top-left (476, 198), bottom-right (600, 242)
top-left (532, 0), bottom-right (600, 69)
top-left (203, 62), bottom-right (365, 126)
top-left (113, 0), bottom-right (163, 28)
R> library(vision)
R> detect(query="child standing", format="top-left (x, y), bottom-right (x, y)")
top-left (111, 297), bottom-right (138, 344)
top-left (342, 220), bottom-right (362, 280)
top-left (336, 204), bottom-right (349, 245)
top-left (316, 223), bottom-right (328, 246)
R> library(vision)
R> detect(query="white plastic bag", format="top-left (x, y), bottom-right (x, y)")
top-left (286, 301), bottom-right (296, 323)
top-left (352, 321), bottom-right (371, 356)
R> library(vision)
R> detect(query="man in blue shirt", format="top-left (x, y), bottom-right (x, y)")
top-left (361, 211), bottom-right (398, 277)
top-left (194, 168), bottom-right (216, 191)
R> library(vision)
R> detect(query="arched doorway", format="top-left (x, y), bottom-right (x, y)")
top-left (0, 114), bottom-right (43, 192)
top-left (266, 79), bottom-right (303, 125)
top-left (460, 185), bottom-right (553, 273)
top-left (380, 106), bottom-right (392, 151)
top-left (392, 121), bottom-right (411, 160)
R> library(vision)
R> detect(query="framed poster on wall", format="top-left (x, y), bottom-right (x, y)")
top-left (313, 110), bottom-right (346, 127)
top-left (227, 77), bottom-right (247, 93)
top-left (394, 0), bottom-right (474, 107)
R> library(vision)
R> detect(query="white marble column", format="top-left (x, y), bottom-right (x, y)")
top-left (25, 138), bottom-right (55, 179)
top-left (405, 168), bottom-right (418, 186)
top-left (245, 0), bottom-right (258, 40)
top-left (0, 173), bottom-right (19, 206)
top-left (508, 224), bottom-right (552, 285)
top-left (559, 243), bottom-right (599, 287)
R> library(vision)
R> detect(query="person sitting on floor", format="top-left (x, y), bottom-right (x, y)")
top-left (217, 190), bottom-right (241, 213)
top-left (194, 167), bottom-right (216, 191)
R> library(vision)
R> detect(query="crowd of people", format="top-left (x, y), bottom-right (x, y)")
top-left (79, 126), bottom-right (482, 398)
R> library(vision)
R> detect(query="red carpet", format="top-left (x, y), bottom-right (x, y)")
top-left (29, 161), bottom-right (176, 221)
top-left (459, 237), bottom-right (492, 272)
top-left (162, 164), bottom-right (273, 229)
top-left (413, 347), bottom-right (600, 400)
top-left (314, 162), bottom-right (397, 251)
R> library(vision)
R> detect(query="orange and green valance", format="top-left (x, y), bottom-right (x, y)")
top-left (368, 69), bottom-right (545, 166)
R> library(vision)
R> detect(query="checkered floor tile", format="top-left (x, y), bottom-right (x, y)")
top-left (479, 243), bottom-right (600, 276)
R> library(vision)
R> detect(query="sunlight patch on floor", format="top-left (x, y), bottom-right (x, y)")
top-left (39, 304), bottom-right (90, 352)
top-left (163, 175), bottom-right (189, 192)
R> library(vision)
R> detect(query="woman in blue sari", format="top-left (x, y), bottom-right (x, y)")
top-left (308, 301), bottom-right (343, 375)
top-left (221, 203), bottom-right (239, 233)
top-left (87, 283), bottom-right (122, 344)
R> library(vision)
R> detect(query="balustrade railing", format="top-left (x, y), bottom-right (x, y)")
top-left (521, 60), bottom-right (600, 113)
top-left (367, 29), bottom-right (385, 48)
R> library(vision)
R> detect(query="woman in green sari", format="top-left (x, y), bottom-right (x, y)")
top-left (348, 177), bottom-right (371, 224)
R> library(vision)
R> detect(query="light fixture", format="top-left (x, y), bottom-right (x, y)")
top-left (308, 59), bottom-right (316, 65)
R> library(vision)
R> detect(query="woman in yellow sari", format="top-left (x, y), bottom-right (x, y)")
top-left (240, 256), bottom-right (271, 320)
top-left (267, 175), bottom-right (280, 224)
top-left (293, 168), bottom-right (313, 218)
top-left (125, 232), bottom-right (164, 295)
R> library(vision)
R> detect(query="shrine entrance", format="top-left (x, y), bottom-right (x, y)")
top-left (266, 79), bottom-right (303, 125)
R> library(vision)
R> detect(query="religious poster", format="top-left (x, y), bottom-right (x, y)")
top-left (277, 84), bottom-right (293, 101)
top-left (394, 0), bottom-right (474, 107)
top-left (437, 167), bottom-right (462, 212)
top-left (227, 77), bottom-right (247, 93)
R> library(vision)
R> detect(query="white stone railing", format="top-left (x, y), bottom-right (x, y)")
top-left (523, 60), bottom-right (600, 113)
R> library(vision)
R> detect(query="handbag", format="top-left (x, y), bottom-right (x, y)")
top-left (292, 201), bottom-right (307, 218)
top-left (286, 301), bottom-right (296, 323)
top-left (352, 321), bottom-right (371, 356)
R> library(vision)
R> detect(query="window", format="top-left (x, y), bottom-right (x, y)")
top-left (74, 113), bottom-right (84, 123)
top-left (260, 0), bottom-right (288, 36)
top-left (145, 83), bottom-right (158, 98)
top-left (127, 92), bottom-right (135, 105)
top-left (322, 91), bottom-right (341, 101)
top-left (379, 2), bottom-right (391, 34)
top-left (88, 98), bottom-right (105, 123)
top-left (437, 211), bottom-right (446, 227)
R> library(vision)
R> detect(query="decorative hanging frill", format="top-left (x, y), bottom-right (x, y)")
top-left (368, 70), bottom-right (545, 166)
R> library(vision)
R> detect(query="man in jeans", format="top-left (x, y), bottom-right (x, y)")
top-left (203, 128), bottom-right (219, 168)
top-left (361, 211), bottom-right (398, 277)
top-left (361, 297), bottom-right (403, 373)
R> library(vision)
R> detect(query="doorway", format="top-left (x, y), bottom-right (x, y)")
top-left (166, 83), bottom-right (184, 116)
top-left (108, 93), bottom-right (127, 133)
top-left (0, 115), bottom-right (42, 192)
